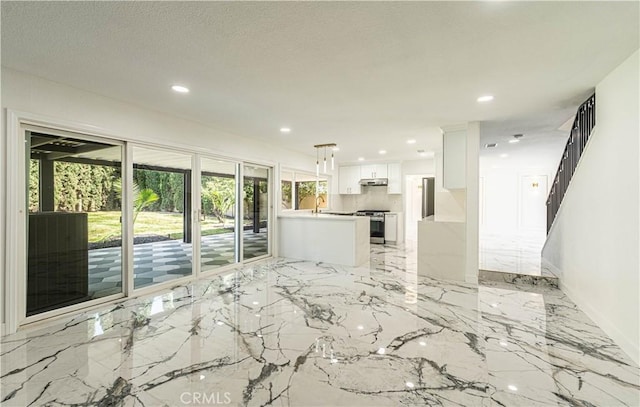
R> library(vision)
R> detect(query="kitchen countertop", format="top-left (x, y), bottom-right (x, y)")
top-left (278, 212), bottom-right (361, 220)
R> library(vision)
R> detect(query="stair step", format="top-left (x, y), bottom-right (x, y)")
top-left (479, 269), bottom-right (559, 289)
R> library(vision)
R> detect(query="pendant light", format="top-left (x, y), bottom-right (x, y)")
top-left (313, 143), bottom-right (338, 174)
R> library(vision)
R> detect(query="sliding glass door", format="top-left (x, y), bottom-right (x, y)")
top-left (26, 130), bottom-right (123, 316)
top-left (22, 128), bottom-right (272, 320)
top-left (243, 164), bottom-right (270, 260)
top-left (200, 158), bottom-right (238, 272)
top-left (132, 146), bottom-right (194, 289)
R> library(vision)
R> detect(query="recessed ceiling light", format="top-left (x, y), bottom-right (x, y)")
top-left (379, 150), bottom-right (387, 155)
top-left (358, 157), bottom-right (365, 161)
top-left (477, 95), bottom-right (493, 103)
top-left (280, 127), bottom-right (291, 133)
top-left (477, 95), bottom-right (494, 102)
top-left (171, 85), bottom-right (189, 93)
top-left (508, 139), bottom-right (520, 144)
top-left (407, 139), bottom-right (416, 144)
top-left (500, 154), bottom-right (508, 158)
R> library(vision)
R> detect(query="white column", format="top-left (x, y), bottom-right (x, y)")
top-left (465, 122), bottom-right (480, 283)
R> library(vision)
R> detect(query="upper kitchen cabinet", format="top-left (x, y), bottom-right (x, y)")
top-left (339, 165), bottom-right (361, 194)
top-left (387, 163), bottom-right (402, 194)
top-left (360, 164), bottom-right (388, 179)
top-left (443, 130), bottom-right (466, 189)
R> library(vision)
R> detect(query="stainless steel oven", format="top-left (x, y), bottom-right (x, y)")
top-left (356, 210), bottom-right (389, 244)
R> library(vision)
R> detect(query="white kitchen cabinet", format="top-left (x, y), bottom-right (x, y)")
top-left (385, 213), bottom-right (397, 242)
top-left (384, 212), bottom-right (404, 243)
top-left (443, 130), bottom-right (466, 189)
top-left (387, 163), bottom-right (402, 194)
top-left (360, 164), bottom-right (388, 179)
top-left (339, 166), bottom-right (361, 194)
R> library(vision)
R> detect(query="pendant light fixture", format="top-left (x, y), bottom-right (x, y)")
top-left (313, 143), bottom-right (337, 174)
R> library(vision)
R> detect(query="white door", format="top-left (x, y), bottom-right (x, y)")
top-left (519, 175), bottom-right (548, 231)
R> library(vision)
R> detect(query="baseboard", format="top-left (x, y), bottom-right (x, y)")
top-left (541, 258), bottom-right (562, 278)
top-left (559, 278), bottom-right (640, 366)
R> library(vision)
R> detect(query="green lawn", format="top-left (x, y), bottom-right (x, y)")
top-left (88, 211), bottom-right (235, 242)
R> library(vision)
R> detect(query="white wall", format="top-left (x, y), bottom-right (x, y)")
top-left (434, 138), bottom-right (466, 222)
top-left (336, 187), bottom-right (403, 213)
top-left (479, 166), bottom-right (555, 236)
top-left (542, 50), bottom-right (640, 365)
top-left (402, 158), bottom-right (435, 177)
top-left (1, 68), bottom-right (317, 326)
top-left (2, 68), bottom-right (315, 170)
top-left (479, 123), bottom-right (561, 237)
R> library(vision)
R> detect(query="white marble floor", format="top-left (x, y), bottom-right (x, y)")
top-left (2, 245), bottom-right (638, 406)
top-left (479, 232), bottom-right (558, 277)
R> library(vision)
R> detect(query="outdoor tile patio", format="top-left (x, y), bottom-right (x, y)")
top-left (88, 230), bottom-right (268, 297)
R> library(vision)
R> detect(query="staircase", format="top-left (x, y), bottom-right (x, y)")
top-left (546, 94), bottom-right (596, 232)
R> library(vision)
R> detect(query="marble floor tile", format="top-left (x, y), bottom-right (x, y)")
top-left (2, 245), bottom-right (638, 406)
top-left (479, 232), bottom-right (558, 278)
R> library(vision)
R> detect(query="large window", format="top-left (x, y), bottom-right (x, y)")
top-left (132, 146), bottom-right (193, 289)
top-left (243, 164), bottom-right (270, 260)
top-left (26, 131), bottom-right (123, 316)
top-left (201, 158), bottom-right (238, 271)
top-left (19, 125), bottom-right (274, 323)
top-left (295, 180), bottom-right (327, 210)
top-left (280, 170), bottom-right (328, 211)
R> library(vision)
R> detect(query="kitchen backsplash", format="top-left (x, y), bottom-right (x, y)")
top-left (332, 186), bottom-right (403, 212)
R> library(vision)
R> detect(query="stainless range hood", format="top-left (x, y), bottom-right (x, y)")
top-left (359, 178), bottom-right (388, 186)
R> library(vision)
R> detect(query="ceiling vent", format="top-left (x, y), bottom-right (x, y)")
top-left (484, 143), bottom-right (498, 148)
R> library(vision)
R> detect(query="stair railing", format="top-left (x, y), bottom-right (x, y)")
top-left (546, 94), bottom-right (596, 232)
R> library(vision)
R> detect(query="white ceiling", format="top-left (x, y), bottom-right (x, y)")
top-left (2, 2), bottom-right (638, 164)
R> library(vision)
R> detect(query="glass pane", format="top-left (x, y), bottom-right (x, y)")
top-left (201, 158), bottom-right (237, 272)
top-left (281, 170), bottom-right (293, 210)
top-left (132, 146), bottom-right (193, 289)
top-left (26, 131), bottom-right (123, 316)
top-left (243, 165), bottom-right (269, 260)
top-left (295, 180), bottom-right (327, 210)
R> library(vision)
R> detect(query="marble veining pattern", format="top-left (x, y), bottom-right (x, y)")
top-left (2, 245), bottom-right (638, 406)
top-left (479, 233), bottom-right (557, 277)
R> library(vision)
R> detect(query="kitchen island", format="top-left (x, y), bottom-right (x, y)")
top-left (278, 212), bottom-right (370, 266)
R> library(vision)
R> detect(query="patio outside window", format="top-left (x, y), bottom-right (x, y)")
top-left (26, 131), bottom-right (123, 316)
